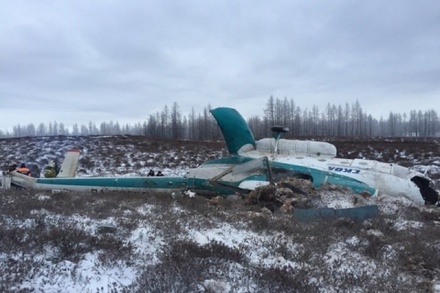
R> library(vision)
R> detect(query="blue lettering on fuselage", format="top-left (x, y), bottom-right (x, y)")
top-left (328, 166), bottom-right (360, 174)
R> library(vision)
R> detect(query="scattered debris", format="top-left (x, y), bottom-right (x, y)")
top-left (293, 206), bottom-right (379, 222)
top-left (97, 224), bottom-right (118, 234)
top-left (209, 196), bottom-right (223, 205)
top-left (246, 178), bottom-right (379, 220)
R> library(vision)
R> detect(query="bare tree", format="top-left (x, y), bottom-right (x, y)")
top-left (72, 124), bottom-right (79, 136)
top-left (264, 96), bottom-right (275, 126)
top-left (170, 102), bottom-right (182, 139)
top-left (3, 99), bottom-right (439, 139)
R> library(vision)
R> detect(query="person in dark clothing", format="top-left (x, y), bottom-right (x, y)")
top-left (156, 171), bottom-right (164, 176)
top-left (5, 162), bottom-right (19, 188)
top-left (28, 164), bottom-right (41, 178)
top-left (147, 169), bottom-right (155, 176)
top-left (53, 160), bottom-right (60, 175)
top-left (17, 163), bottom-right (31, 176)
top-left (7, 162), bottom-right (17, 173)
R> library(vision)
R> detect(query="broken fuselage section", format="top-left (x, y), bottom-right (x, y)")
top-left (202, 107), bottom-right (439, 205)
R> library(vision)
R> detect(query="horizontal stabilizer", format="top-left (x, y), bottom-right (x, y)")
top-left (57, 148), bottom-right (80, 178)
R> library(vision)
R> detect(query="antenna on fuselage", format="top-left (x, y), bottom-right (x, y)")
top-left (271, 125), bottom-right (289, 155)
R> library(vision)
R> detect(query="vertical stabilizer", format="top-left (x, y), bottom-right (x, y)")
top-left (57, 148), bottom-right (80, 178)
top-left (210, 107), bottom-right (256, 154)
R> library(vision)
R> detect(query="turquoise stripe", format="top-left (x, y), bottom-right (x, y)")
top-left (36, 177), bottom-right (188, 189)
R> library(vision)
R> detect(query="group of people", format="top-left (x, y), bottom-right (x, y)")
top-left (6, 160), bottom-right (58, 178)
top-left (5, 162), bottom-right (32, 188)
top-left (147, 169), bottom-right (164, 176)
top-left (7, 162), bottom-right (31, 176)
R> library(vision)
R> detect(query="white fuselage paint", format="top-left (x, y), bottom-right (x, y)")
top-left (239, 149), bottom-right (429, 205)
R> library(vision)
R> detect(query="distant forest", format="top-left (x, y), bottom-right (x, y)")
top-left (1, 97), bottom-right (439, 139)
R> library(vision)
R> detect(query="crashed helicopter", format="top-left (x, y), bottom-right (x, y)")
top-left (4, 107), bottom-right (439, 206)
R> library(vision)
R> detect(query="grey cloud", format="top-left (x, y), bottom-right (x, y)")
top-left (1, 0), bottom-right (440, 132)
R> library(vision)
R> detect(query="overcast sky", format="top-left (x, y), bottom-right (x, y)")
top-left (1, 0), bottom-right (439, 133)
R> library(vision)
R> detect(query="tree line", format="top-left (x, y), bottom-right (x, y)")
top-left (1, 97), bottom-right (438, 139)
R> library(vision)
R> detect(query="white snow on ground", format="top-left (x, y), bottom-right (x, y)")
top-left (1, 186), bottom-right (440, 292)
top-left (187, 223), bottom-right (302, 270)
top-left (319, 189), bottom-right (364, 209)
top-left (17, 253), bottom-right (136, 293)
top-left (128, 225), bottom-right (164, 266)
top-left (375, 194), bottom-right (419, 214)
top-left (189, 223), bottom-right (251, 248)
top-left (393, 219), bottom-right (424, 231)
top-left (322, 240), bottom-right (387, 285)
